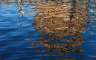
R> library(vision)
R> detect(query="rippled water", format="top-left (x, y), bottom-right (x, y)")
top-left (0, 4), bottom-right (41, 60)
top-left (0, 1), bottom-right (96, 60)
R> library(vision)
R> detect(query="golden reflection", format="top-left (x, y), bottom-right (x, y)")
top-left (34, 0), bottom-right (88, 55)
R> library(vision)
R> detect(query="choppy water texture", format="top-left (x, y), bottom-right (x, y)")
top-left (0, 1), bottom-right (96, 60)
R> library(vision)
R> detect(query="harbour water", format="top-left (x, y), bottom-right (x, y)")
top-left (0, 0), bottom-right (96, 60)
top-left (0, 4), bottom-right (41, 60)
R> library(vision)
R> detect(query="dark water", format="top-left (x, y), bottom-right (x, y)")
top-left (0, 1), bottom-right (96, 60)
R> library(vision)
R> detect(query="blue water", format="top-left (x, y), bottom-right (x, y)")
top-left (0, 4), bottom-right (41, 60)
top-left (0, 1), bottom-right (96, 60)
